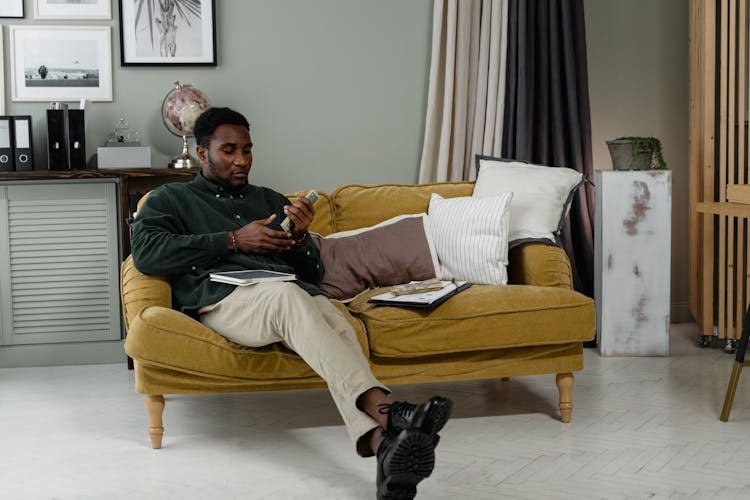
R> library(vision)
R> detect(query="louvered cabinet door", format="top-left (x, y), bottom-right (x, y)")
top-left (0, 180), bottom-right (121, 345)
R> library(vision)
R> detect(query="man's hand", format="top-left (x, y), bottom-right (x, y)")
top-left (233, 214), bottom-right (294, 253)
top-left (283, 195), bottom-right (315, 239)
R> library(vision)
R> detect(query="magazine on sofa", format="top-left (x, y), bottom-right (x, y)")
top-left (209, 270), bottom-right (297, 286)
top-left (369, 280), bottom-right (471, 309)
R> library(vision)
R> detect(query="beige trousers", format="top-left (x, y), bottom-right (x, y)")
top-left (199, 282), bottom-right (388, 456)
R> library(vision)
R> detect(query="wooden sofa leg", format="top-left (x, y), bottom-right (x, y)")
top-left (501, 377), bottom-right (511, 381)
top-left (556, 372), bottom-right (574, 423)
top-left (144, 395), bottom-right (165, 449)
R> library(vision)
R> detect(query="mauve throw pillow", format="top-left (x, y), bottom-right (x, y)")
top-left (310, 214), bottom-right (439, 301)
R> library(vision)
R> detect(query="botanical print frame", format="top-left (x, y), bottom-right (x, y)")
top-left (9, 25), bottom-right (113, 102)
top-left (35, 0), bottom-right (112, 20)
top-left (0, 0), bottom-right (24, 19)
top-left (119, 0), bottom-right (217, 66)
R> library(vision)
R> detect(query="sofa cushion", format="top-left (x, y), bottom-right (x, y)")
top-left (508, 242), bottom-right (573, 289)
top-left (330, 182), bottom-right (474, 232)
top-left (311, 214), bottom-right (439, 300)
top-left (346, 285), bottom-right (595, 359)
top-left (124, 300), bottom-right (370, 380)
top-left (428, 193), bottom-right (513, 285)
top-left (473, 156), bottom-right (583, 246)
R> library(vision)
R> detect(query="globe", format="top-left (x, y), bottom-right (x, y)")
top-left (161, 81), bottom-right (210, 168)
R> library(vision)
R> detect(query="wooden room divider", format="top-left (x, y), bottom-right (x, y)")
top-left (691, 0), bottom-right (750, 349)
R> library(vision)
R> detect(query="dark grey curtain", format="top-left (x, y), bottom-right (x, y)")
top-left (502, 0), bottom-right (595, 298)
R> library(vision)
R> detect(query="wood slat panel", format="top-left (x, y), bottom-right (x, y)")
top-left (719, 0), bottom-right (729, 336)
top-left (689, 0), bottom-right (702, 319)
top-left (701, 0), bottom-right (717, 335)
top-left (733, 0), bottom-right (747, 338)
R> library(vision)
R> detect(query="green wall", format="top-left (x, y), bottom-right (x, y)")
top-left (3, 0), bottom-right (692, 319)
top-left (2, 0), bottom-right (433, 192)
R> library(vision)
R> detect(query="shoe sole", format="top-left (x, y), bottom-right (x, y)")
top-left (378, 430), bottom-right (435, 500)
top-left (420, 397), bottom-right (453, 436)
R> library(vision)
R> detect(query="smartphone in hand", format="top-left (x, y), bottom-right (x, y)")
top-left (280, 190), bottom-right (319, 232)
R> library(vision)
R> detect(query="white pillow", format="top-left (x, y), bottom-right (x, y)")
top-left (427, 192), bottom-right (513, 285)
top-left (472, 156), bottom-right (583, 246)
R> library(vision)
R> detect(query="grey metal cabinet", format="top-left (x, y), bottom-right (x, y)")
top-left (0, 179), bottom-right (121, 346)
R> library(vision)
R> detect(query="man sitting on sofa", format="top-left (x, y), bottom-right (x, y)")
top-left (131, 106), bottom-right (451, 499)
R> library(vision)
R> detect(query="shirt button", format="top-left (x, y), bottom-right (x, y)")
top-left (191, 266), bottom-right (196, 271)
top-left (239, 194), bottom-right (244, 198)
top-left (215, 194), bottom-right (220, 198)
top-left (306, 251), bottom-right (311, 256)
top-left (235, 214), bottom-right (240, 219)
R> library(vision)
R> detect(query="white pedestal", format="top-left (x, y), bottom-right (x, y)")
top-left (594, 170), bottom-right (671, 356)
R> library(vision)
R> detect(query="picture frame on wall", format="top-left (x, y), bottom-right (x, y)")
top-left (35, 0), bottom-right (111, 20)
top-left (0, 27), bottom-right (4, 114)
top-left (119, 0), bottom-right (217, 66)
top-left (9, 25), bottom-right (113, 102)
top-left (0, 0), bottom-right (24, 19)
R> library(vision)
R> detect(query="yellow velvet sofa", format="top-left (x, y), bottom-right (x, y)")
top-left (122, 181), bottom-right (596, 449)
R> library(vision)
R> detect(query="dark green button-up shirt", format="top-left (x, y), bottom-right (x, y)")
top-left (131, 172), bottom-right (324, 316)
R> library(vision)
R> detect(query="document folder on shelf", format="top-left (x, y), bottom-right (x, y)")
top-left (0, 116), bottom-right (14, 171)
top-left (67, 109), bottom-right (86, 170)
top-left (47, 108), bottom-right (68, 170)
top-left (13, 116), bottom-right (33, 171)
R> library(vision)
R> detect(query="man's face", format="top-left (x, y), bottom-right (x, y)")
top-left (197, 123), bottom-right (253, 191)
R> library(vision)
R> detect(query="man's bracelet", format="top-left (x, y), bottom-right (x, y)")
top-left (230, 231), bottom-right (239, 252)
top-left (292, 231), bottom-right (309, 245)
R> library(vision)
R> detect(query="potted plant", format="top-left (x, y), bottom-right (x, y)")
top-left (606, 136), bottom-right (667, 171)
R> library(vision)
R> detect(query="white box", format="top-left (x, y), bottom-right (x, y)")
top-left (595, 170), bottom-right (672, 356)
top-left (97, 146), bottom-right (151, 169)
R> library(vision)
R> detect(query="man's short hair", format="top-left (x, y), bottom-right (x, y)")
top-left (193, 107), bottom-right (250, 147)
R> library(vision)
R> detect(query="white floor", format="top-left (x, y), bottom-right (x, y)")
top-left (2, 323), bottom-right (750, 500)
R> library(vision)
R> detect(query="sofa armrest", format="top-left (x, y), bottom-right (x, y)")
top-left (508, 243), bottom-right (573, 289)
top-left (121, 254), bottom-right (172, 331)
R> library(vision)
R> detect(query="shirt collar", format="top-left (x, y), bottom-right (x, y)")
top-left (193, 171), bottom-right (251, 197)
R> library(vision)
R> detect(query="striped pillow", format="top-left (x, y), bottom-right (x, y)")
top-left (427, 193), bottom-right (513, 285)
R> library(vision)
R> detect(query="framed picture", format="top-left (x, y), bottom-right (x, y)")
top-left (35, 0), bottom-right (111, 20)
top-left (0, 28), bottom-right (4, 114)
top-left (9, 25), bottom-right (113, 102)
top-left (0, 0), bottom-right (24, 19)
top-left (119, 0), bottom-right (216, 66)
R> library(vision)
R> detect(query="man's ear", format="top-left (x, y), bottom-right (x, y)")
top-left (196, 144), bottom-right (208, 165)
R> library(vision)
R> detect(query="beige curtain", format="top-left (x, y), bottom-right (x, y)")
top-left (419, 0), bottom-right (509, 182)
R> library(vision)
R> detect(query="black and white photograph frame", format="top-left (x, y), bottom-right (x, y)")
top-left (35, 0), bottom-right (111, 20)
top-left (119, 0), bottom-right (217, 66)
top-left (9, 25), bottom-right (113, 102)
top-left (0, 0), bottom-right (24, 19)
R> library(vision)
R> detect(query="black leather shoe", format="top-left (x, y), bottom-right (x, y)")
top-left (376, 429), bottom-right (435, 500)
top-left (380, 396), bottom-right (453, 442)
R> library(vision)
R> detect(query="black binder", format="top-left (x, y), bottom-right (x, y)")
top-left (0, 116), bottom-right (14, 171)
top-left (47, 109), bottom-right (68, 170)
top-left (13, 116), bottom-right (33, 171)
top-left (67, 109), bottom-right (86, 170)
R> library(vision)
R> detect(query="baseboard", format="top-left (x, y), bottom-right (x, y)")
top-left (670, 301), bottom-right (693, 324)
top-left (0, 340), bottom-right (126, 368)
